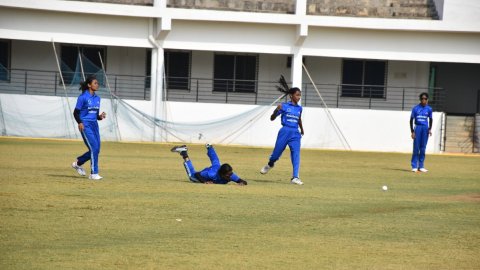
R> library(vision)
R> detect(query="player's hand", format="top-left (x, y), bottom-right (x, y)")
top-left (429, 130), bottom-right (432, 136)
top-left (411, 132), bottom-right (415, 139)
top-left (301, 130), bottom-right (304, 136)
top-left (100, 112), bottom-right (107, 119)
top-left (205, 181), bottom-right (214, 184)
top-left (78, 123), bottom-right (84, 132)
top-left (237, 179), bottom-right (247, 186)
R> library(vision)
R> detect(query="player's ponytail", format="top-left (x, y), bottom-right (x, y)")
top-left (275, 75), bottom-right (301, 97)
top-left (79, 75), bottom-right (96, 92)
top-left (275, 75), bottom-right (290, 96)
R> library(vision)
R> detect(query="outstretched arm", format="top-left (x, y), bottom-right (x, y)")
top-left (270, 104), bottom-right (282, 121)
top-left (230, 173), bottom-right (247, 186)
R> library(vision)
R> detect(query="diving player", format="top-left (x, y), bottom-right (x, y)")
top-left (171, 144), bottom-right (247, 186)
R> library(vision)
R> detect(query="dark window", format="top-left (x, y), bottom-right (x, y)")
top-left (145, 49), bottom-right (151, 89)
top-left (0, 40), bottom-right (10, 81)
top-left (60, 45), bottom-right (106, 85)
top-left (165, 50), bottom-right (190, 90)
top-left (214, 54), bottom-right (258, 93)
top-left (341, 59), bottom-right (387, 98)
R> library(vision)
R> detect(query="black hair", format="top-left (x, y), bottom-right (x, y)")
top-left (275, 75), bottom-right (301, 96)
top-left (419, 92), bottom-right (429, 100)
top-left (219, 163), bottom-right (233, 179)
top-left (79, 75), bottom-right (97, 92)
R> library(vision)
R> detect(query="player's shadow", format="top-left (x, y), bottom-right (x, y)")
top-left (46, 174), bottom-right (81, 179)
top-left (384, 168), bottom-right (415, 172)
top-left (250, 178), bottom-right (288, 184)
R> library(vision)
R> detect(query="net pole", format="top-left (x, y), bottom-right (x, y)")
top-left (302, 63), bottom-right (351, 150)
top-left (51, 39), bottom-right (77, 138)
top-left (78, 50), bottom-right (86, 81)
top-left (98, 52), bottom-right (122, 141)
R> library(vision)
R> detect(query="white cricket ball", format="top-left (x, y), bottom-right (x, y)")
top-left (382, 185), bottom-right (388, 191)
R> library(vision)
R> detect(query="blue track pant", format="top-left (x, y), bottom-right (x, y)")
top-left (411, 125), bottom-right (429, 169)
top-left (77, 121), bottom-right (101, 174)
top-left (269, 126), bottom-right (302, 178)
top-left (183, 147), bottom-right (220, 183)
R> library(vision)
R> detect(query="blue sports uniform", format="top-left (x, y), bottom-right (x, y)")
top-left (183, 146), bottom-right (241, 184)
top-left (269, 101), bottom-right (303, 178)
top-left (75, 91), bottom-right (102, 174)
top-left (410, 104), bottom-right (432, 169)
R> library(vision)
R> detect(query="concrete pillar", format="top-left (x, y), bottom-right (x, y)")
top-left (291, 50), bottom-right (303, 90)
top-left (295, 0), bottom-right (307, 15)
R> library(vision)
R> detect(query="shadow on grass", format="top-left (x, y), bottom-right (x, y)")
top-left (383, 168), bottom-right (414, 173)
top-left (46, 174), bottom-right (82, 179)
top-left (250, 178), bottom-right (288, 184)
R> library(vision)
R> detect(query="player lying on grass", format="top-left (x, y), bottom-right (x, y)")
top-left (171, 144), bottom-right (247, 186)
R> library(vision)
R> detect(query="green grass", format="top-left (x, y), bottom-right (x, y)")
top-left (1, 137), bottom-right (479, 269)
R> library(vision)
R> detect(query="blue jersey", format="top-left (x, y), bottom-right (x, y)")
top-left (199, 169), bottom-right (240, 184)
top-left (75, 91), bottom-right (101, 122)
top-left (410, 104), bottom-right (432, 126)
top-left (278, 102), bottom-right (302, 129)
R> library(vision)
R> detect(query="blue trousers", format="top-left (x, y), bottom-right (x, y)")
top-left (269, 126), bottom-right (302, 178)
top-left (77, 121), bottom-right (101, 174)
top-left (411, 125), bottom-right (429, 169)
top-left (183, 147), bottom-right (220, 183)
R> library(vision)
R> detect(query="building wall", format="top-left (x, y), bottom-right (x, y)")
top-left (435, 63), bottom-right (480, 114)
top-left (11, 40), bottom-right (58, 71)
top-left (0, 7), bottom-right (151, 48)
top-left (107, 47), bottom-right (147, 76)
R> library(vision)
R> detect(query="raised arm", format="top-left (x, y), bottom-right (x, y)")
top-left (270, 104), bottom-right (282, 121)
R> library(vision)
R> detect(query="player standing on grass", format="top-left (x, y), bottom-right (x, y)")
top-left (71, 75), bottom-right (106, 180)
top-left (171, 144), bottom-right (248, 185)
top-left (260, 76), bottom-right (305, 185)
top-left (410, 92), bottom-right (433, 173)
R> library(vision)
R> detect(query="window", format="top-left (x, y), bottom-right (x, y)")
top-left (341, 59), bottom-right (387, 98)
top-left (165, 50), bottom-right (191, 90)
top-left (145, 49), bottom-right (151, 89)
top-left (214, 53), bottom-right (258, 93)
top-left (60, 45), bottom-right (106, 85)
top-left (0, 40), bottom-right (10, 81)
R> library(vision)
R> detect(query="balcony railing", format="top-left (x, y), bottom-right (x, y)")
top-left (0, 69), bottom-right (445, 111)
top-left (0, 69), bottom-right (150, 100)
top-left (166, 77), bottom-right (446, 112)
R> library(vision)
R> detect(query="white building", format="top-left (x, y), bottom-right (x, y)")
top-left (0, 0), bottom-right (479, 153)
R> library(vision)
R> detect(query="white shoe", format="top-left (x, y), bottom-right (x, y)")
top-left (419, 168), bottom-right (428, 172)
top-left (260, 165), bottom-right (271, 174)
top-left (171, 145), bottom-right (187, 153)
top-left (205, 143), bottom-right (212, 149)
top-left (89, 174), bottom-right (103, 180)
top-left (71, 162), bottom-right (86, 176)
top-left (291, 177), bottom-right (304, 185)
top-left (411, 168), bottom-right (418, 173)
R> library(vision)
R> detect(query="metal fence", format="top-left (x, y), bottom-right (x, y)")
top-left (0, 69), bottom-right (446, 112)
top-left (166, 77), bottom-right (446, 112)
top-left (0, 69), bottom-right (150, 100)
